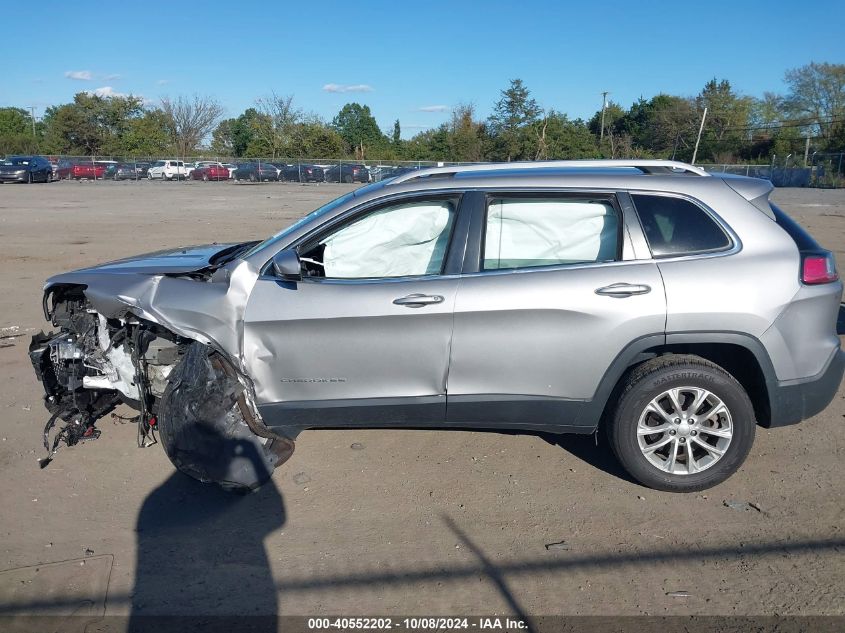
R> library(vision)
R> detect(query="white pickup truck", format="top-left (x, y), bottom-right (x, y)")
top-left (147, 160), bottom-right (194, 181)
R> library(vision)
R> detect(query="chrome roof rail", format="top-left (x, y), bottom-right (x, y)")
top-left (387, 159), bottom-right (710, 184)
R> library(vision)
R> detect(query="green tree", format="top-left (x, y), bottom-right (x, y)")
top-left (120, 109), bottom-right (171, 156)
top-left (535, 112), bottom-right (596, 159)
top-left (449, 104), bottom-right (484, 162)
top-left (211, 118), bottom-right (236, 156)
top-left (0, 107), bottom-right (38, 154)
top-left (487, 79), bottom-right (542, 161)
top-left (392, 119), bottom-right (401, 146)
top-left (331, 103), bottom-right (388, 158)
top-left (693, 78), bottom-right (753, 161)
top-left (784, 62), bottom-right (845, 142)
top-left (289, 122), bottom-right (345, 158)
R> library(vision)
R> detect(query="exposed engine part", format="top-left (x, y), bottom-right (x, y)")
top-left (29, 290), bottom-right (184, 463)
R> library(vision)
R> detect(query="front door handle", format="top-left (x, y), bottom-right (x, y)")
top-left (595, 283), bottom-right (652, 298)
top-left (393, 294), bottom-right (445, 308)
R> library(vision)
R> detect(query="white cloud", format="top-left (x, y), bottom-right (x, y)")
top-left (103, 73), bottom-right (122, 81)
top-left (156, 79), bottom-right (170, 85)
top-left (89, 86), bottom-right (132, 99)
top-left (417, 105), bottom-right (450, 112)
top-left (65, 70), bottom-right (93, 81)
top-left (322, 83), bottom-right (374, 94)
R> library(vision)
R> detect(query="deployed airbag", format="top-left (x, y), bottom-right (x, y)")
top-left (322, 201), bottom-right (454, 278)
top-left (484, 198), bottom-right (618, 269)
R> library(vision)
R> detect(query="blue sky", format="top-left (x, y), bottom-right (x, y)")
top-left (2, 0), bottom-right (843, 138)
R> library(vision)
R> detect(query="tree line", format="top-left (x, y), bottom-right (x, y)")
top-left (1, 62), bottom-right (842, 163)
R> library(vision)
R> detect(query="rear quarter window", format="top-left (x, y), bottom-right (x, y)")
top-left (632, 194), bottom-right (731, 257)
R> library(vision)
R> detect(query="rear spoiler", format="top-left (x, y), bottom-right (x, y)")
top-left (719, 175), bottom-right (775, 220)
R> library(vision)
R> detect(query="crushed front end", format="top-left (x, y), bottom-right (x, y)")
top-left (29, 284), bottom-right (185, 464)
top-left (29, 278), bottom-right (292, 491)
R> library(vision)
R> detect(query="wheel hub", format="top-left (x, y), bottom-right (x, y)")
top-left (636, 386), bottom-right (734, 475)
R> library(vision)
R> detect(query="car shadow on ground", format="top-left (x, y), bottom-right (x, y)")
top-left (129, 438), bottom-right (285, 633)
top-left (537, 432), bottom-right (639, 486)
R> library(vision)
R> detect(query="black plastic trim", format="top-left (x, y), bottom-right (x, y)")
top-left (769, 348), bottom-right (844, 428)
top-left (259, 395), bottom-right (445, 429)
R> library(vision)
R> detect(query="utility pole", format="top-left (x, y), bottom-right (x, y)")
top-left (691, 107), bottom-right (707, 165)
top-left (29, 106), bottom-right (37, 138)
top-left (599, 91), bottom-right (609, 145)
top-left (803, 136), bottom-right (810, 167)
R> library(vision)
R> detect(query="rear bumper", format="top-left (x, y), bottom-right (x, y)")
top-left (768, 347), bottom-right (844, 427)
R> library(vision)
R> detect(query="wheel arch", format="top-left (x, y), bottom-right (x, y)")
top-left (582, 332), bottom-right (776, 431)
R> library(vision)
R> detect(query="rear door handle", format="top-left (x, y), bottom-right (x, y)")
top-left (393, 294), bottom-right (445, 308)
top-left (595, 283), bottom-right (652, 297)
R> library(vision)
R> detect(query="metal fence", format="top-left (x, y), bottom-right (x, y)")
top-left (29, 154), bottom-right (845, 187)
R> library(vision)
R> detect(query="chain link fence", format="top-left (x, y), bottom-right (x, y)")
top-left (24, 154), bottom-right (845, 187)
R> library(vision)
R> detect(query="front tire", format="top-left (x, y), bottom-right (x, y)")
top-left (607, 355), bottom-right (755, 492)
top-left (159, 343), bottom-right (294, 492)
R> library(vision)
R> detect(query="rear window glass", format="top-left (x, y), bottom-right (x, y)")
top-left (632, 194), bottom-right (731, 257)
top-left (483, 197), bottom-right (619, 270)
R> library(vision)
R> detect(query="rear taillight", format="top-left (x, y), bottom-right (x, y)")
top-left (802, 253), bottom-right (839, 285)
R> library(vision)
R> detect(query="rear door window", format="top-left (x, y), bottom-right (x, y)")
top-left (482, 196), bottom-right (620, 270)
top-left (631, 194), bottom-right (731, 257)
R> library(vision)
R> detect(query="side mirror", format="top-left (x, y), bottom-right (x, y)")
top-left (271, 249), bottom-right (302, 281)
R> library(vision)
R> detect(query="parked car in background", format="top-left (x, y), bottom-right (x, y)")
top-left (324, 163), bottom-right (370, 183)
top-left (234, 162), bottom-right (279, 182)
top-left (134, 161), bottom-right (153, 178)
top-left (56, 159), bottom-right (105, 180)
top-left (370, 165), bottom-right (422, 181)
top-left (190, 163), bottom-right (230, 181)
top-left (147, 160), bottom-right (191, 180)
top-left (281, 163), bottom-right (325, 182)
top-left (50, 161), bottom-right (59, 180)
top-left (221, 163), bottom-right (238, 179)
top-left (0, 155), bottom-right (53, 183)
top-left (109, 162), bottom-right (148, 180)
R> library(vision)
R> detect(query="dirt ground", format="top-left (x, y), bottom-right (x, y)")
top-left (0, 179), bottom-right (843, 622)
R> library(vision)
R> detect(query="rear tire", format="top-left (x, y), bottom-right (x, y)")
top-left (607, 354), bottom-right (755, 492)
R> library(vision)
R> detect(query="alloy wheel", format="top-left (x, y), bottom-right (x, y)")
top-left (637, 386), bottom-right (733, 475)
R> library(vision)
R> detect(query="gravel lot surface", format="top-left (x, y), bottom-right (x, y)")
top-left (0, 180), bottom-right (842, 619)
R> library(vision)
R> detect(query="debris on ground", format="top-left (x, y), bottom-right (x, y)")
top-left (83, 548), bottom-right (94, 557)
top-left (350, 442), bottom-right (365, 450)
top-left (666, 591), bottom-right (692, 597)
top-left (723, 499), bottom-right (764, 513)
top-left (292, 472), bottom-right (311, 485)
top-left (544, 540), bottom-right (571, 551)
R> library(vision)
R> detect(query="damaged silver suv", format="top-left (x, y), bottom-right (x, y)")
top-left (29, 160), bottom-right (844, 492)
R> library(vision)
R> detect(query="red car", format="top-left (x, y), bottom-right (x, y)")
top-left (190, 164), bottom-right (230, 181)
top-left (56, 159), bottom-right (107, 180)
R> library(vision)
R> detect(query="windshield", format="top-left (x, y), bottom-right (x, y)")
top-left (153, 161), bottom-right (166, 167)
top-left (241, 191), bottom-right (357, 259)
top-left (2, 157), bottom-right (30, 165)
